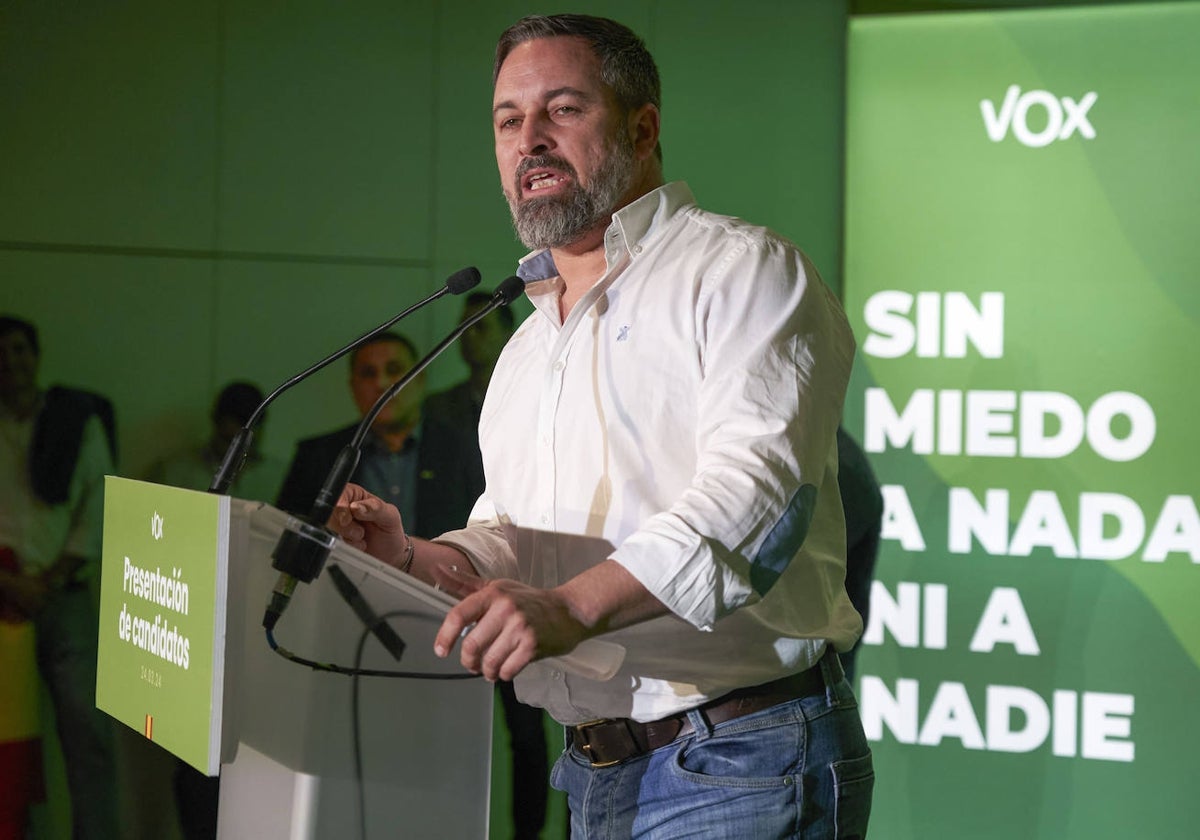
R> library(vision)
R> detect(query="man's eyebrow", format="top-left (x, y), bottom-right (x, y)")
top-left (492, 86), bottom-right (594, 116)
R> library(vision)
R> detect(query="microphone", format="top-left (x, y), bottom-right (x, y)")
top-left (264, 275), bottom-right (526, 631)
top-left (207, 266), bottom-right (481, 495)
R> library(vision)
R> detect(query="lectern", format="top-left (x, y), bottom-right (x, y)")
top-left (99, 478), bottom-right (623, 838)
top-left (99, 479), bottom-right (493, 839)
top-left (217, 499), bottom-right (498, 839)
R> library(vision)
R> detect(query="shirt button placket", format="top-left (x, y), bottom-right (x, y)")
top-left (536, 354), bottom-right (567, 535)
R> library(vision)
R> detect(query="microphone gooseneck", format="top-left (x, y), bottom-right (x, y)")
top-left (207, 266), bottom-right (482, 495)
top-left (263, 276), bottom-right (526, 631)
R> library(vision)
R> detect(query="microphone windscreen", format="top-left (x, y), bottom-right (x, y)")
top-left (447, 266), bottom-right (482, 295)
top-left (493, 276), bottom-right (526, 305)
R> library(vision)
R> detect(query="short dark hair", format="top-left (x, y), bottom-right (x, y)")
top-left (349, 331), bottom-right (418, 370)
top-left (0, 315), bottom-right (39, 356)
top-left (494, 14), bottom-right (661, 117)
top-left (463, 292), bottom-right (515, 332)
top-left (213, 381), bottom-right (264, 426)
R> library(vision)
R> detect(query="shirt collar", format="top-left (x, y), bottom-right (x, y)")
top-left (607, 180), bottom-right (696, 256)
top-left (514, 181), bottom-right (696, 321)
top-left (515, 181), bottom-right (696, 283)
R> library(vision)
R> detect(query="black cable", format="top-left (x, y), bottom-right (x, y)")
top-left (264, 627), bottom-right (479, 680)
top-left (350, 621), bottom-right (372, 840)
top-left (263, 582), bottom-right (482, 838)
top-left (348, 609), bottom-right (444, 840)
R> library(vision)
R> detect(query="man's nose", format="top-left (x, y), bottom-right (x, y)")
top-left (519, 114), bottom-right (554, 157)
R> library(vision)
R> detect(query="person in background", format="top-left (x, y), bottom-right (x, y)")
top-left (425, 294), bottom-right (550, 840)
top-left (0, 314), bottom-right (120, 840)
top-left (835, 427), bottom-right (883, 682)
top-left (329, 15), bottom-right (873, 839)
top-left (421, 294), bottom-right (516, 535)
top-left (276, 332), bottom-right (427, 522)
top-left (147, 380), bottom-right (285, 503)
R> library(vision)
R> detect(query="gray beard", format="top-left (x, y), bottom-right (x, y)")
top-left (506, 134), bottom-right (636, 250)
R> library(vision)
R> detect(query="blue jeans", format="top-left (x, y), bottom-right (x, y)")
top-left (551, 656), bottom-right (874, 839)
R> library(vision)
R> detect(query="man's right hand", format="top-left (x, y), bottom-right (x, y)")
top-left (328, 483), bottom-right (410, 568)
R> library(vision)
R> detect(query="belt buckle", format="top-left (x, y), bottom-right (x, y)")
top-left (574, 719), bottom-right (624, 768)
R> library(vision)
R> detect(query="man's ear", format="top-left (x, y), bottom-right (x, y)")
top-left (628, 103), bottom-right (661, 161)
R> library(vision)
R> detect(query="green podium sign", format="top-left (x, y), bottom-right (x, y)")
top-left (97, 477), bottom-right (230, 774)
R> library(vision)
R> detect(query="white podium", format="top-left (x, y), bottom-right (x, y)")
top-left (218, 500), bottom-right (494, 840)
top-left (100, 482), bottom-right (622, 839)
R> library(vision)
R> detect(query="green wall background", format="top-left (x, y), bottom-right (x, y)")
top-left (0, 0), bottom-right (848, 483)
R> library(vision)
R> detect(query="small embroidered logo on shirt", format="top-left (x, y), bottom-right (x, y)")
top-left (617, 325), bottom-right (631, 342)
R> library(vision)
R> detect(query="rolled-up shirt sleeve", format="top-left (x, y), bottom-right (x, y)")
top-left (433, 496), bottom-right (519, 580)
top-left (608, 239), bottom-right (855, 630)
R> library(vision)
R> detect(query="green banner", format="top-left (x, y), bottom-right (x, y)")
top-left (844, 3), bottom-right (1199, 837)
top-left (97, 477), bottom-right (230, 774)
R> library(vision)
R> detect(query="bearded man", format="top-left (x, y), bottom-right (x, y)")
top-left (332, 15), bottom-right (874, 839)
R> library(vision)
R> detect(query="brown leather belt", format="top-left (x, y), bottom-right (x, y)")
top-left (569, 647), bottom-right (841, 768)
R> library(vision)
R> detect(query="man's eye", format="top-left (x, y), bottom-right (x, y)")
top-left (554, 106), bottom-right (579, 116)
top-left (499, 117), bottom-right (521, 130)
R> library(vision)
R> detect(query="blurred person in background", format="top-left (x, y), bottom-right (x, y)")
top-left (0, 314), bottom-right (119, 840)
top-left (146, 380), bottom-right (285, 504)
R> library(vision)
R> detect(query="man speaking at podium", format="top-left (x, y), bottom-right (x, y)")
top-left (331, 14), bottom-right (873, 839)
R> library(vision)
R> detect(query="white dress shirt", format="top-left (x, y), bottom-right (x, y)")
top-left (436, 182), bottom-right (861, 723)
top-left (0, 410), bottom-right (111, 573)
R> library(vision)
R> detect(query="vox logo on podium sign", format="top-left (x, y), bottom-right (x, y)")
top-left (981, 85), bottom-right (1097, 148)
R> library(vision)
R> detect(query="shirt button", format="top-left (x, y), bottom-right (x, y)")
top-left (553, 360), bottom-right (565, 371)
top-left (634, 245), bottom-right (644, 255)
top-left (540, 513), bottom-right (550, 525)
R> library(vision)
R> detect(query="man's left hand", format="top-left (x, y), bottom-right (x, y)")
top-left (432, 567), bottom-right (587, 682)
